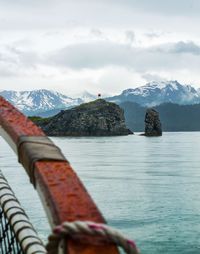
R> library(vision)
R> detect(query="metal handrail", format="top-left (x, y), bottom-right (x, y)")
top-left (0, 96), bottom-right (119, 254)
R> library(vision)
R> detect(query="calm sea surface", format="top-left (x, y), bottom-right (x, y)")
top-left (1, 132), bottom-right (200, 254)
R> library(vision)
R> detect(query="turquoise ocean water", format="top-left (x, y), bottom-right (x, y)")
top-left (0, 132), bottom-right (200, 254)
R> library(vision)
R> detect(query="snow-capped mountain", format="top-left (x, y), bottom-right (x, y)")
top-left (1, 81), bottom-right (200, 117)
top-left (0, 89), bottom-right (82, 115)
top-left (77, 91), bottom-right (97, 103)
top-left (108, 80), bottom-right (200, 106)
top-left (77, 91), bottom-right (110, 103)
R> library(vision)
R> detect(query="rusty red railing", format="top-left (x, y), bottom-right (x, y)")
top-left (0, 96), bottom-right (119, 254)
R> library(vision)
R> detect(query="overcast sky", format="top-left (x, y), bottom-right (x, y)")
top-left (0, 0), bottom-right (200, 95)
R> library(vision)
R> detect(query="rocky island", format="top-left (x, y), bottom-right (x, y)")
top-left (33, 99), bottom-right (132, 136)
top-left (144, 108), bottom-right (162, 136)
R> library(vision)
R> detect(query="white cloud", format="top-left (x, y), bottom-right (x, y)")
top-left (125, 31), bottom-right (135, 44)
top-left (0, 1), bottom-right (200, 93)
top-left (46, 40), bottom-right (200, 71)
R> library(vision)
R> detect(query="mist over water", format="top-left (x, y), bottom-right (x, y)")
top-left (1, 133), bottom-right (200, 253)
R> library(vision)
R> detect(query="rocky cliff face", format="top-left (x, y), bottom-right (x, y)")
top-left (37, 99), bottom-right (132, 136)
top-left (145, 108), bottom-right (162, 136)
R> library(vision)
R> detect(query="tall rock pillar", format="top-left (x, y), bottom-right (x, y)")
top-left (145, 108), bottom-right (162, 136)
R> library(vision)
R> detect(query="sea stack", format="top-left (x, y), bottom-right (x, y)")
top-left (144, 108), bottom-right (162, 136)
top-left (37, 99), bottom-right (133, 136)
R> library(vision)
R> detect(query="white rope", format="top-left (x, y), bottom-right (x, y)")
top-left (0, 171), bottom-right (46, 254)
top-left (46, 221), bottom-right (139, 254)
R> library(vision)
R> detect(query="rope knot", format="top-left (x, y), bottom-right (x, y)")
top-left (46, 221), bottom-right (139, 254)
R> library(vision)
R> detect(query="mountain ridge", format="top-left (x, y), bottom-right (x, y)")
top-left (120, 101), bottom-right (200, 132)
top-left (107, 80), bottom-right (200, 106)
top-left (1, 80), bottom-right (200, 116)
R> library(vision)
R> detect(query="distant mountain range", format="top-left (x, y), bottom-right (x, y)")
top-left (108, 80), bottom-right (200, 106)
top-left (120, 101), bottom-right (200, 132)
top-left (0, 89), bottom-right (96, 116)
top-left (1, 80), bottom-right (200, 118)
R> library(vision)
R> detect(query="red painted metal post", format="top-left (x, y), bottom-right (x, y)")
top-left (0, 97), bottom-right (119, 254)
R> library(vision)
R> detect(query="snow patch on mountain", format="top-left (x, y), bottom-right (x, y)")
top-left (109, 80), bottom-right (200, 106)
top-left (0, 89), bottom-right (81, 113)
